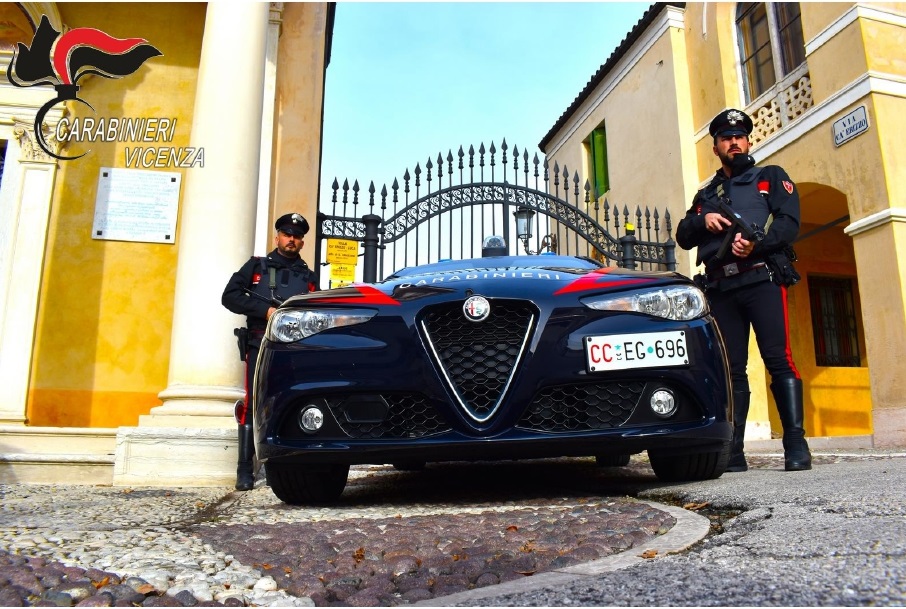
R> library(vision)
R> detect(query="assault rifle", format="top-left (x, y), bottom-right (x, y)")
top-left (712, 197), bottom-right (766, 262)
top-left (242, 288), bottom-right (285, 308)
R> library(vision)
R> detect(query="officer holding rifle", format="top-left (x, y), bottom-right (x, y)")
top-left (221, 213), bottom-right (318, 490)
top-left (676, 108), bottom-right (811, 473)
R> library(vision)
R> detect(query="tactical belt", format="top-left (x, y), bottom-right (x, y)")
top-left (707, 260), bottom-right (766, 281)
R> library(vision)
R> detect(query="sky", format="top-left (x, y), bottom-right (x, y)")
top-left (318, 2), bottom-right (653, 211)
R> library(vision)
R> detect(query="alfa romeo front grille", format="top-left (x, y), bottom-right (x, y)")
top-left (516, 382), bottom-right (645, 432)
top-left (422, 300), bottom-right (534, 422)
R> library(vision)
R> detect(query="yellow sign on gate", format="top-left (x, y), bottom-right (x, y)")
top-left (330, 263), bottom-right (356, 286)
top-left (326, 239), bottom-right (359, 265)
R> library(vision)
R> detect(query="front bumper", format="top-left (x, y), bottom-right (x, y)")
top-left (254, 310), bottom-right (732, 465)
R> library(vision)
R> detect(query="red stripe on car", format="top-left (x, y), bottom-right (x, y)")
top-left (306, 285), bottom-right (401, 306)
top-left (554, 268), bottom-right (653, 296)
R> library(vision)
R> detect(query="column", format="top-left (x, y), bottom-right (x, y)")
top-left (153, 2), bottom-right (269, 421)
top-left (0, 124), bottom-right (61, 424)
top-left (847, 209), bottom-right (906, 447)
top-left (254, 3), bottom-right (283, 255)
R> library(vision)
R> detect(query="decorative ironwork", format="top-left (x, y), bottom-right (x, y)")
top-left (316, 140), bottom-right (675, 282)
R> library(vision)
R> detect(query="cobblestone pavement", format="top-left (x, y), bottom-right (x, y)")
top-left (445, 450), bottom-right (906, 607)
top-left (0, 451), bottom-right (892, 607)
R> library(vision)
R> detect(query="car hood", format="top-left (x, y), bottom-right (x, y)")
top-left (285, 256), bottom-right (691, 307)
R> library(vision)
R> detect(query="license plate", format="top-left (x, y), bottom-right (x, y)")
top-left (585, 331), bottom-right (689, 372)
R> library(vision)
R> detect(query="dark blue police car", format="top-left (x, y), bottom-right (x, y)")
top-left (253, 253), bottom-right (732, 504)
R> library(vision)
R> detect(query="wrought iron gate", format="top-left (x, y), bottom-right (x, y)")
top-left (315, 140), bottom-right (675, 284)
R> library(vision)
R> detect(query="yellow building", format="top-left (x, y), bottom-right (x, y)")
top-left (541, 2), bottom-right (905, 447)
top-left (0, 2), bottom-right (335, 483)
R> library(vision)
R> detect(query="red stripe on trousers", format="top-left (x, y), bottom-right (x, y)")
top-left (780, 285), bottom-right (801, 379)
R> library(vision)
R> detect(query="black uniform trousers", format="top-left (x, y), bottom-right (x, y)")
top-left (243, 346), bottom-right (258, 423)
top-left (708, 275), bottom-right (800, 394)
top-left (241, 335), bottom-right (263, 424)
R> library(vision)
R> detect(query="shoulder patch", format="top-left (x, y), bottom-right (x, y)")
top-left (782, 180), bottom-right (794, 195)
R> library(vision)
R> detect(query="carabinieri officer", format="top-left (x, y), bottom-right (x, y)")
top-left (222, 213), bottom-right (318, 490)
top-left (676, 108), bottom-right (811, 473)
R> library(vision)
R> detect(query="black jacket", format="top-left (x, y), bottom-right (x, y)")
top-left (222, 249), bottom-right (318, 333)
top-left (676, 156), bottom-right (800, 269)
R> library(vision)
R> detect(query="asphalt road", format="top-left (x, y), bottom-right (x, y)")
top-left (429, 450), bottom-right (906, 606)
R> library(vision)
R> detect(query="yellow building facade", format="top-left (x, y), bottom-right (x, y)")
top-left (0, 2), bottom-right (334, 483)
top-left (541, 2), bottom-right (905, 447)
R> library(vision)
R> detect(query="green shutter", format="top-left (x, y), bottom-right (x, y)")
top-left (589, 127), bottom-right (609, 197)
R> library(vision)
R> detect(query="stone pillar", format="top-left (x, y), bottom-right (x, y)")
top-left (153, 2), bottom-right (269, 423)
top-left (114, 3), bottom-right (270, 486)
top-left (846, 208), bottom-right (906, 448)
top-left (0, 123), bottom-right (61, 424)
top-left (254, 3), bottom-right (284, 256)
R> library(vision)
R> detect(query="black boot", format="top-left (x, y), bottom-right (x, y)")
top-left (236, 423), bottom-right (255, 490)
top-left (771, 377), bottom-right (812, 471)
top-left (726, 390), bottom-right (750, 472)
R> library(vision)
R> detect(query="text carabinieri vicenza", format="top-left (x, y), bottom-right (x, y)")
top-left (55, 117), bottom-right (204, 168)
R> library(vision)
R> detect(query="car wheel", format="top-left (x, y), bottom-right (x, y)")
top-left (595, 454), bottom-right (631, 467)
top-left (265, 463), bottom-right (349, 505)
top-left (392, 461), bottom-right (426, 471)
top-left (648, 445), bottom-right (729, 482)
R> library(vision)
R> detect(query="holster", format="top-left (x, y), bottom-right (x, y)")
top-left (765, 247), bottom-right (801, 287)
top-left (233, 327), bottom-right (249, 362)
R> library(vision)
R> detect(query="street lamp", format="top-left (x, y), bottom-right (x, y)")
top-left (513, 207), bottom-right (535, 254)
top-left (513, 207), bottom-right (557, 255)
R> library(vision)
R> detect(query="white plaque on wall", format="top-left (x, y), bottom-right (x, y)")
top-left (92, 167), bottom-right (181, 244)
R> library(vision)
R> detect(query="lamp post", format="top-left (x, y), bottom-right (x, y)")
top-left (513, 207), bottom-right (557, 255)
top-left (513, 207), bottom-right (535, 254)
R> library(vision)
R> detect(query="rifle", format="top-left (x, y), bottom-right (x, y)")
top-left (242, 288), bottom-right (285, 308)
top-left (712, 197), bottom-right (766, 262)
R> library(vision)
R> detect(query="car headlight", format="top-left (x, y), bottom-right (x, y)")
top-left (266, 308), bottom-right (377, 343)
top-left (581, 285), bottom-right (708, 321)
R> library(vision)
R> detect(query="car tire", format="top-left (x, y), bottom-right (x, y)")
top-left (265, 463), bottom-right (349, 505)
top-left (648, 445), bottom-right (729, 482)
top-left (595, 454), bottom-right (631, 467)
top-left (392, 461), bottom-right (426, 471)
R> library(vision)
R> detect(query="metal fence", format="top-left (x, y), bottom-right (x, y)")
top-left (315, 140), bottom-right (675, 283)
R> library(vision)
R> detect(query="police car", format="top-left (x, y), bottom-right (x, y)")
top-left (253, 252), bottom-right (732, 504)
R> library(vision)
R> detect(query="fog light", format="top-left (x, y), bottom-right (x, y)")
top-left (650, 389), bottom-right (677, 418)
top-left (298, 406), bottom-right (324, 433)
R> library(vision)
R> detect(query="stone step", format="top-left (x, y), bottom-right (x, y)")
top-left (0, 426), bottom-right (117, 485)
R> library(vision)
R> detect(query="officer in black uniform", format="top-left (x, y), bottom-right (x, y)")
top-left (222, 212), bottom-right (318, 490)
top-left (676, 108), bottom-right (811, 473)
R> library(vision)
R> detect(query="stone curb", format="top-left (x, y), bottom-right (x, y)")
top-left (417, 503), bottom-right (709, 606)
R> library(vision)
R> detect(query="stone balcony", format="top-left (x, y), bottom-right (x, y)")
top-left (748, 63), bottom-right (813, 147)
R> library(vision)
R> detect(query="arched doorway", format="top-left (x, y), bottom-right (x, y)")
top-left (767, 183), bottom-right (871, 438)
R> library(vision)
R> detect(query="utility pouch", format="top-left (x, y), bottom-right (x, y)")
top-left (766, 247), bottom-right (801, 287)
top-left (233, 327), bottom-right (249, 361)
top-left (692, 273), bottom-right (712, 293)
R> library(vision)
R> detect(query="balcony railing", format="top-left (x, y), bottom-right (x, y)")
top-left (747, 63), bottom-right (813, 147)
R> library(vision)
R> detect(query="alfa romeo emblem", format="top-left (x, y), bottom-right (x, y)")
top-left (463, 295), bottom-right (491, 322)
